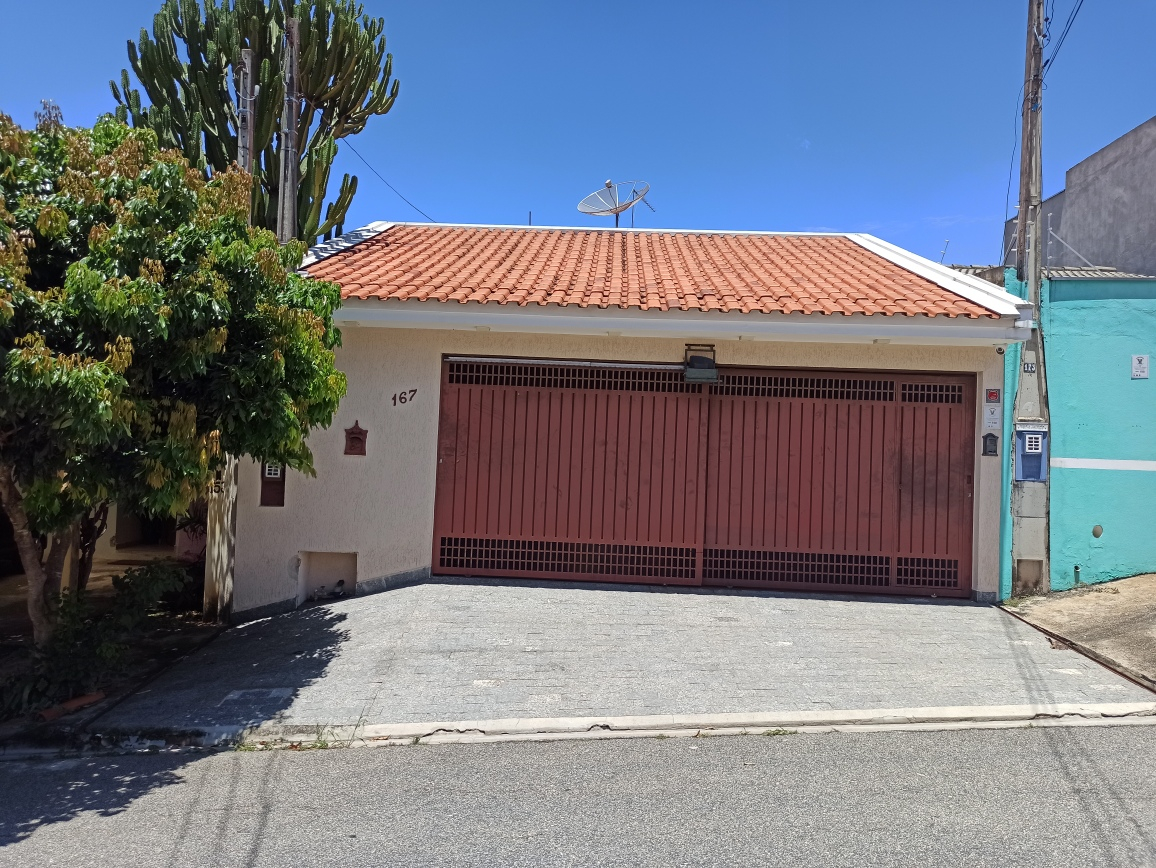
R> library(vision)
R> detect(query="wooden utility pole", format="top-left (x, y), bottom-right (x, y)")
top-left (204, 47), bottom-right (258, 623)
top-left (1010, 0), bottom-right (1051, 596)
top-left (1015, 0), bottom-right (1044, 288)
top-left (277, 19), bottom-right (300, 243)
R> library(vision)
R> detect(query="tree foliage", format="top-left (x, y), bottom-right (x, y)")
top-left (0, 109), bottom-right (346, 644)
top-left (111, 0), bottom-right (400, 245)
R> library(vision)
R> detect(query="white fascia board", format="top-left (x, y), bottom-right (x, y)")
top-left (847, 234), bottom-right (1024, 317)
top-left (334, 299), bottom-right (1031, 346)
top-left (301, 221), bottom-right (395, 268)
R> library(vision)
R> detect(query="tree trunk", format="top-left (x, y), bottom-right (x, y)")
top-left (0, 463), bottom-right (53, 646)
top-left (77, 501), bottom-right (110, 592)
top-left (204, 457), bottom-right (237, 623)
top-left (44, 529), bottom-right (71, 597)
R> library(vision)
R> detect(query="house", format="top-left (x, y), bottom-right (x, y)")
top-left (1001, 266), bottom-right (1156, 596)
top-left (228, 223), bottom-right (1032, 620)
top-left (1003, 115), bottom-right (1156, 276)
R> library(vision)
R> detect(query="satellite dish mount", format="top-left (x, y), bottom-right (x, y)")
top-left (577, 179), bottom-right (654, 228)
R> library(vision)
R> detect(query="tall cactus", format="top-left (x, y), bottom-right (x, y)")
top-left (111, 0), bottom-right (399, 244)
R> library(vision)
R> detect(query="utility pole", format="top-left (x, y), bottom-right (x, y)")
top-left (205, 47), bottom-right (258, 623)
top-left (1010, 0), bottom-right (1051, 596)
top-left (277, 18), bottom-right (300, 243)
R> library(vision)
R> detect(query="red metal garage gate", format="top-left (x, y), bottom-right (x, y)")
top-left (432, 358), bottom-right (975, 598)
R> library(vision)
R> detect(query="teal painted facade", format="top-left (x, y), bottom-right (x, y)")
top-left (1004, 269), bottom-right (1156, 594)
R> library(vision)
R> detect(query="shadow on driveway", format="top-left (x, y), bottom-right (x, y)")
top-left (87, 605), bottom-right (351, 737)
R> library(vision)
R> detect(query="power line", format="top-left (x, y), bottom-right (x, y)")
top-left (343, 139), bottom-right (435, 222)
top-left (1000, 84), bottom-right (1025, 263)
top-left (1043, 0), bottom-right (1086, 78)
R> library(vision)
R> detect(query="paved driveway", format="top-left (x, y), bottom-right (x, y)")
top-left (96, 581), bottom-right (1153, 733)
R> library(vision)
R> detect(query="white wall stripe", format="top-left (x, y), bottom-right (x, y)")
top-left (1051, 457), bottom-right (1156, 472)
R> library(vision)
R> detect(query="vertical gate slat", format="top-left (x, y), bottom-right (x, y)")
top-left (751, 398), bottom-right (769, 551)
top-left (476, 387), bottom-right (494, 537)
top-left (627, 393), bottom-right (646, 542)
top-left (785, 401), bottom-right (801, 550)
top-left (451, 385), bottom-right (470, 533)
top-left (821, 401), bottom-right (838, 551)
top-left (577, 391), bottom-right (595, 541)
top-left (938, 406), bottom-right (953, 556)
top-left (648, 395), bottom-right (667, 543)
top-left (693, 389), bottom-right (709, 581)
top-left (881, 401), bottom-right (900, 575)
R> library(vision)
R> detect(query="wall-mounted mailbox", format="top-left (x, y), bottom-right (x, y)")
top-left (982, 433), bottom-right (998, 456)
top-left (1014, 428), bottom-right (1049, 482)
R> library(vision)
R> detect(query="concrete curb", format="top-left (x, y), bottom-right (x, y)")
top-left (242, 701), bottom-right (1156, 747)
top-left (5, 702), bottom-right (1155, 759)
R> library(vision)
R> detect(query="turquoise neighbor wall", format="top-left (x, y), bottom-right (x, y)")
top-left (1005, 270), bottom-right (1156, 593)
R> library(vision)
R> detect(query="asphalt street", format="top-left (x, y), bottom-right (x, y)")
top-left (2, 726), bottom-right (1155, 867)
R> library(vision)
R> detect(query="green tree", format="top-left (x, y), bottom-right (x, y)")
top-left (111, 0), bottom-right (400, 245)
top-left (0, 109), bottom-right (347, 645)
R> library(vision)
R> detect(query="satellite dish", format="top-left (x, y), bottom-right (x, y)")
top-left (577, 179), bottom-right (654, 227)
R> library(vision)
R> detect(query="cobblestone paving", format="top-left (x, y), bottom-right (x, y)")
top-left (98, 581), bottom-right (1154, 732)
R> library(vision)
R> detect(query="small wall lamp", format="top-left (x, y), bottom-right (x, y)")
top-left (684, 344), bottom-right (718, 383)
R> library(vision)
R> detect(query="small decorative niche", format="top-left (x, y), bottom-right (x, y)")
top-left (344, 420), bottom-right (368, 456)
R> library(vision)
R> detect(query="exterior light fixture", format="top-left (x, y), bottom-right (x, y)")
top-left (684, 344), bottom-right (718, 383)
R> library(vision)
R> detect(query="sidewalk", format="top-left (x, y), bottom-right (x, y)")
top-left (80, 580), bottom-right (1155, 745)
top-left (1005, 573), bottom-right (1156, 692)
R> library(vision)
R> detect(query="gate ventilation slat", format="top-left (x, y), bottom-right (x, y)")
top-left (447, 362), bottom-right (701, 393)
top-left (702, 549), bottom-right (891, 586)
top-left (900, 383), bottom-right (964, 404)
top-left (895, 557), bottom-right (960, 588)
top-left (710, 375), bottom-right (895, 401)
top-left (439, 537), bottom-right (698, 578)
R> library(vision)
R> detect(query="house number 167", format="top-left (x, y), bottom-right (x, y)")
top-left (392, 389), bottom-right (418, 406)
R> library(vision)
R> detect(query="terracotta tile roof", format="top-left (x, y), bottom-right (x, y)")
top-left (304, 224), bottom-right (1000, 318)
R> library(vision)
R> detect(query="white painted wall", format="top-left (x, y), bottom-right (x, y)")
top-left (233, 327), bottom-right (1005, 614)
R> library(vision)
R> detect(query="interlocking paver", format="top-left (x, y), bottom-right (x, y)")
top-left (97, 581), bottom-right (1153, 732)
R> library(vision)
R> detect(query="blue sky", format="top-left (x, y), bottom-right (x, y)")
top-left (2, 1), bottom-right (1154, 265)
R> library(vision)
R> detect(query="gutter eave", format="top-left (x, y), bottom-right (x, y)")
top-left (333, 299), bottom-right (1032, 346)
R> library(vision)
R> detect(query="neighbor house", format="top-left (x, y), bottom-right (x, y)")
top-left (229, 223), bottom-right (1032, 619)
top-left (1000, 266), bottom-right (1156, 596)
top-left (1003, 114), bottom-right (1156, 276)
